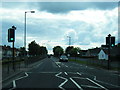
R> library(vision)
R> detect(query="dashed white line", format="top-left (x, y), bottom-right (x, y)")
top-left (70, 78), bottom-right (83, 90)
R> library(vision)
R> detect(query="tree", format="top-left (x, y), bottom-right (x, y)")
top-left (70, 48), bottom-right (78, 57)
top-left (53, 46), bottom-right (64, 57)
top-left (65, 46), bottom-right (74, 55)
top-left (65, 46), bottom-right (81, 57)
top-left (28, 40), bottom-right (48, 56)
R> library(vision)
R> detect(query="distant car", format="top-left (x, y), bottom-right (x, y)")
top-left (59, 55), bottom-right (68, 62)
top-left (48, 55), bottom-right (51, 58)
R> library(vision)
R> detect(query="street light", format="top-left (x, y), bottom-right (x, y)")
top-left (24, 11), bottom-right (35, 54)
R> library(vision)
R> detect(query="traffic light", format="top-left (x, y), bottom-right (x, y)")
top-left (106, 37), bottom-right (110, 45)
top-left (8, 28), bottom-right (15, 42)
top-left (111, 37), bottom-right (115, 47)
top-left (106, 36), bottom-right (115, 47)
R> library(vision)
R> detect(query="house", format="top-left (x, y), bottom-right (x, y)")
top-left (14, 48), bottom-right (20, 57)
top-left (2, 45), bottom-right (12, 58)
top-left (79, 50), bottom-right (88, 56)
top-left (98, 49), bottom-right (108, 60)
top-left (86, 48), bottom-right (101, 57)
top-left (98, 46), bottom-right (119, 60)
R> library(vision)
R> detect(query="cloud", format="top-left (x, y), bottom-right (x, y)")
top-left (1, 3), bottom-right (118, 52)
top-left (2, 2), bottom-right (118, 14)
top-left (36, 2), bottom-right (117, 13)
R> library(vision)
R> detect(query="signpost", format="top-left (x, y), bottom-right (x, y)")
top-left (8, 26), bottom-right (16, 71)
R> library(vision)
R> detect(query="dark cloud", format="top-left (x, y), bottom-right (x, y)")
top-left (37, 2), bottom-right (118, 13)
top-left (2, 2), bottom-right (118, 14)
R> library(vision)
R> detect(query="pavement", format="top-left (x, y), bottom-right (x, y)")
top-left (2, 56), bottom-right (120, 90)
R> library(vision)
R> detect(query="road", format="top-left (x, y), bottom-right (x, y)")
top-left (3, 56), bottom-right (120, 90)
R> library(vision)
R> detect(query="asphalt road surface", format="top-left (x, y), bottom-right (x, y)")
top-left (3, 56), bottom-right (120, 90)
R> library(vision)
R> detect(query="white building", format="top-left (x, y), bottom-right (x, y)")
top-left (98, 49), bottom-right (108, 60)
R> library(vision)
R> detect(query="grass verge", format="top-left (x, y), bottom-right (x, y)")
top-left (69, 59), bottom-right (120, 71)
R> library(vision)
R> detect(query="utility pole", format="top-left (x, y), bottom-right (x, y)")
top-left (67, 36), bottom-right (71, 46)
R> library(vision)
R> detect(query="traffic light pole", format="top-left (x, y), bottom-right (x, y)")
top-left (8, 26), bottom-right (16, 71)
top-left (12, 41), bottom-right (15, 71)
top-left (108, 34), bottom-right (111, 70)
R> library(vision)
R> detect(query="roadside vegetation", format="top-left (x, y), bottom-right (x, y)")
top-left (69, 58), bottom-right (120, 71)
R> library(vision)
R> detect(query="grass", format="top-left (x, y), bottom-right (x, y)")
top-left (69, 59), bottom-right (120, 71)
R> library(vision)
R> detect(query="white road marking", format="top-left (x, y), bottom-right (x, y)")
top-left (35, 62), bottom-right (43, 68)
top-left (81, 85), bottom-right (101, 89)
top-left (72, 77), bottom-right (86, 79)
top-left (55, 72), bottom-right (68, 90)
top-left (12, 72), bottom-right (29, 88)
top-left (86, 78), bottom-right (108, 90)
top-left (15, 72), bottom-right (28, 81)
top-left (70, 78), bottom-right (83, 90)
top-left (64, 64), bottom-right (68, 67)
top-left (95, 79), bottom-right (120, 88)
top-left (55, 62), bottom-right (61, 68)
top-left (77, 72), bottom-right (82, 76)
top-left (27, 72), bottom-right (59, 74)
top-left (94, 76), bottom-right (96, 80)
top-left (13, 80), bottom-right (16, 88)
top-left (64, 72), bottom-right (68, 75)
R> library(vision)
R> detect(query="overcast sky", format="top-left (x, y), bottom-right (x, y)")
top-left (1, 2), bottom-right (119, 54)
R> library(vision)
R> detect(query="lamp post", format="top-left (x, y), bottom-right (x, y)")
top-left (24, 11), bottom-right (35, 55)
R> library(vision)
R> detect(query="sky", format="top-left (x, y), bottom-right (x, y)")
top-left (1, 1), bottom-right (119, 54)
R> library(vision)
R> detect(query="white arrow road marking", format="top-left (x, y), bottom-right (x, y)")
top-left (55, 72), bottom-right (68, 90)
top-left (70, 78), bottom-right (83, 90)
